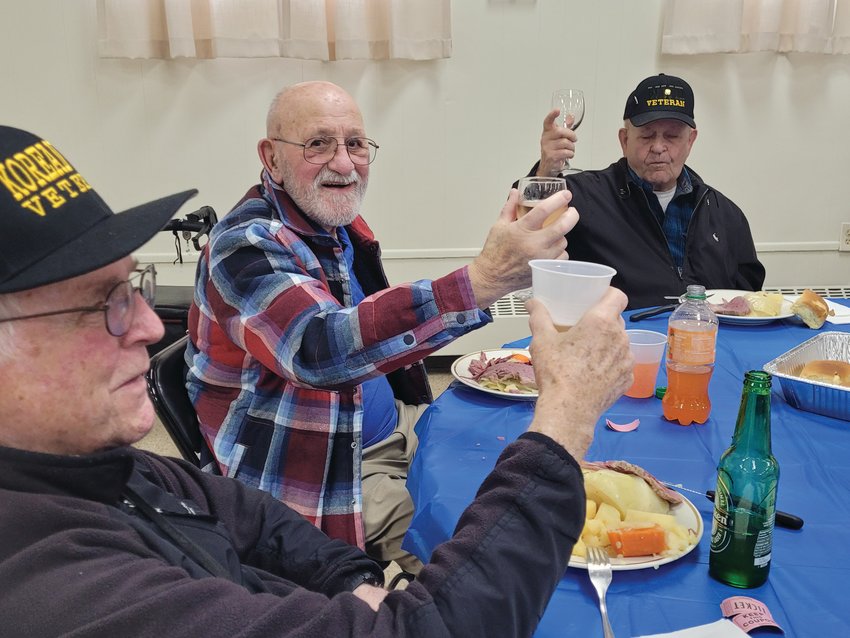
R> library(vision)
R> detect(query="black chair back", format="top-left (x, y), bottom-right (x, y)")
top-left (145, 335), bottom-right (214, 469)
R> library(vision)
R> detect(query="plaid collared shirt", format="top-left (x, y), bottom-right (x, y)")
top-left (186, 173), bottom-right (490, 547)
top-left (629, 166), bottom-right (696, 275)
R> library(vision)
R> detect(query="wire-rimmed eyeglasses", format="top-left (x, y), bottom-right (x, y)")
top-left (0, 264), bottom-right (157, 337)
top-left (270, 136), bottom-right (379, 165)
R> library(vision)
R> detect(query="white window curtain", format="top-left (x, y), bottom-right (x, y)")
top-left (662, 0), bottom-right (850, 54)
top-left (97, 0), bottom-right (452, 61)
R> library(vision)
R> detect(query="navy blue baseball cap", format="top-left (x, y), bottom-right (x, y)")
top-left (0, 126), bottom-right (197, 293)
top-left (623, 74), bottom-right (696, 128)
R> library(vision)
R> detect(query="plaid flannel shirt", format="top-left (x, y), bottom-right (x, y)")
top-left (186, 175), bottom-right (491, 547)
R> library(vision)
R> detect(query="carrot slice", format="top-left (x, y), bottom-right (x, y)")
top-left (607, 525), bottom-right (666, 557)
top-left (510, 354), bottom-right (531, 364)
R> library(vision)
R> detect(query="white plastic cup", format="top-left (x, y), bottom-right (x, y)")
top-left (625, 329), bottom-right (668, 398)
top-left (529, 259), bottom-right (616, 329)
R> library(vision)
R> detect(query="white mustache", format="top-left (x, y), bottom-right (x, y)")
top-left (316, 167), bottom-right (359, 186)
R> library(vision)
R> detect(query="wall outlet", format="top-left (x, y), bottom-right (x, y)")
top-left (842, 222), bottom-right (850, 252)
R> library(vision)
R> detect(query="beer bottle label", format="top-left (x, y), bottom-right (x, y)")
top-left (711, 478), bottom-right (776, 568)
top-left (753, 516), bottom-right (775, 567)
top-left (710, 482), bottom-right (733, 552)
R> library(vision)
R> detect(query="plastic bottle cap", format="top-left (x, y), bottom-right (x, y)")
top-left (655, 386), bottom-right (667, 399)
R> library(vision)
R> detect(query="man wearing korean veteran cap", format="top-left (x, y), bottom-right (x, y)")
top-left (523, 73), bottom-right (765, 310)
top-left (0, 125), bottom-right (197, 450)
top-left (0, 125), bottom-right (637, 636)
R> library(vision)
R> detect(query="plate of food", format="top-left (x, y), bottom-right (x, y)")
top-left (569, 460), bottom-right (703, 571)
top-left (450, 348), bottom-right (538, 400)
top-left (707, 290), bottom-right (794, 326)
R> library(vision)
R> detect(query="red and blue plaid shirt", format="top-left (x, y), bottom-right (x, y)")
top-left (186, 174), bottom-right (490, 547)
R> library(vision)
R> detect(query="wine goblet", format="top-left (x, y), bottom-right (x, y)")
top-left (516, 176), bottom-right (567, 227)
top-left (551, 89), bottom-right (585, 174)
top-left (513, 176), bottom-right (567, 301)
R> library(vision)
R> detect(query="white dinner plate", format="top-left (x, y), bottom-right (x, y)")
top-left (450, 348), bottom-right (538, 401)
top-left (707, 289), bottom-right (795, 326)
top-left (568, 494), bottom-right (703, 571)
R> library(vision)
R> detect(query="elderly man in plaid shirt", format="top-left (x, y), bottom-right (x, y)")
top-left (186, 81), bottom-right (577, 573)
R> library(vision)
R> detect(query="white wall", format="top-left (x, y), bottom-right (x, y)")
top-left (3, 0), bottom-right (849, 290)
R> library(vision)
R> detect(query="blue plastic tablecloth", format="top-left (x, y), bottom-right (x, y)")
top-left (403, 303), bottom-right (850, 636)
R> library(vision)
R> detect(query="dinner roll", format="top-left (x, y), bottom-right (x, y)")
top-left (799, 359), bottom-right (850, 388)
top-left (790, 289), bottom-right (833, 329)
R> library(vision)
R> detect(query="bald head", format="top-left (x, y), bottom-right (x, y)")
top-left (266, 81), bottom-right (364, 140)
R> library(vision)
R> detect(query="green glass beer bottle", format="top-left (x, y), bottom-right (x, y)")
top-left (709, 370), bottom-right (779, 588)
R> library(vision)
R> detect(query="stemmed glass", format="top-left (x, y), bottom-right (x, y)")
top-left (551, 89), bottom-right (585, 174)
top-left (512, 176), bottom-right (567, 302)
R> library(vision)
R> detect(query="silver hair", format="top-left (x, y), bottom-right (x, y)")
top-left (266, 88), bottom-right (287, 136)
top-left (0, 292), bottom-right (22, 360)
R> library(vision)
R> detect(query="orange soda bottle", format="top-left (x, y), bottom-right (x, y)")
top-left (662, 285), bottom-right (719, 425)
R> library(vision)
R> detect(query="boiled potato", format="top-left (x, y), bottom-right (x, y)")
top-left (623, 509), bottom-right (678, 531)
top-left (581, 518), bottom-right (610, 548)
top-left (594, 502), bottom-right (621, 528)
top-left (583, 469), bottom-right (670, 516)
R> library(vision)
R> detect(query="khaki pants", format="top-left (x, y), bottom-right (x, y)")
top-left (361, 401), bottom-right (428, 575)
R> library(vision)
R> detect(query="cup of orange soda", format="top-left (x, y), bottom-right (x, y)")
top-left (625, 329), bottom-right (668, 398)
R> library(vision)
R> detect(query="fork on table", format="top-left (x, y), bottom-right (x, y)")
top-left (585, 546), bottom-right (615, 638)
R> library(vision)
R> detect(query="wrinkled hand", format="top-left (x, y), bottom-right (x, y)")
top-left (525, 289), bottom-right (633, 460)
top-left (536, 109), bottom-right (578, 178)
top-left (468, 188), bottom-right (578, 309)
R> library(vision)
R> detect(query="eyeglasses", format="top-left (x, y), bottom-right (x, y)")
top-left (271, 136), bottom-right (379, 165)
top-left (0, 265), bottom-right (157, 337)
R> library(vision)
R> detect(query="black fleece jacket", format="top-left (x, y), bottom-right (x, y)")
top-left (0, 432), bottom-right (584, 637)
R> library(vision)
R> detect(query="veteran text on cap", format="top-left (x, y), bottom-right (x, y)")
top-left (0, 125), bottom-right (196, 293)
top-left (623, 74), bottom-right (696, 128)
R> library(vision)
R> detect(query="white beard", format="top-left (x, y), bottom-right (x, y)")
top-left (281, 164), bottom-right (368, 229)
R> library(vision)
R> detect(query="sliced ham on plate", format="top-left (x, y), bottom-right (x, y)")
top-left (709, 295), bottom-right (751, 316)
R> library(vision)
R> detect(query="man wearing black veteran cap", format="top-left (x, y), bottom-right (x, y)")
top-left (526, 73), bottom-right (765, 310)
top-left (0, 124), bottom-right (197, 449)
top-left (0, 126), bottom-right (637, 636)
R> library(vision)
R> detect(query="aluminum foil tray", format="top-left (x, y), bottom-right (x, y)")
top-left (763, 331), bottom-right (850, 422)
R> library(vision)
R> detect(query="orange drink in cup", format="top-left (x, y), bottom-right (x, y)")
top-left (625, 329), bottom-right (668, 398)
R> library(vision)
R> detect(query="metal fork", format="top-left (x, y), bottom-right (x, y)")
top-left (586, 546), bottom-right (615, 638)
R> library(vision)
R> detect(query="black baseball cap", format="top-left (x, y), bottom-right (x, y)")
top-left (623, 74), bottom-right (695, 128)
top-left (0, 126), bottom-right (197, 293)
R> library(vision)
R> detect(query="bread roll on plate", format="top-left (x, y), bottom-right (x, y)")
top-left (799, 359), bottom-right (850, 388)
top-left (790, 289), bottom-right (834, 329)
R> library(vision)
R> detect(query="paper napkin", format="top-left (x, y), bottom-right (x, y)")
top-left (825, 299), bottom-right (850, 325)
top-left (635, 618), bottom-right (749, 638)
